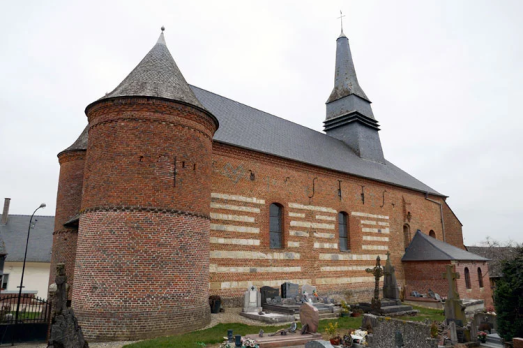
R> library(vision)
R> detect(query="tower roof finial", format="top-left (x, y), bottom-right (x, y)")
top-left (161, 26), bottom-right (165, 32)
top-left (338, 10), bottom-right (346, 37)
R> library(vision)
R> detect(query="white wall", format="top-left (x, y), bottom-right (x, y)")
top-left (2, 262), bottom-right (50, 300)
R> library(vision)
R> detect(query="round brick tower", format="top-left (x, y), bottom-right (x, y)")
top-left (50, 126), bottom-right (88, 299)
top-left (72, 30), bottom-right (218, 340)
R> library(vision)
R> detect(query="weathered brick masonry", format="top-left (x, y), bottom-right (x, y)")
top-left (72, 98), bottom-right (217, 340)
top-left (208, 142), bottom-right (464, 305)
top-left (50, 150), bottom-right (85, 298)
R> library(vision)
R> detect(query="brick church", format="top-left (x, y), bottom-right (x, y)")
top-left (51, 28), bottom-right (491, 340)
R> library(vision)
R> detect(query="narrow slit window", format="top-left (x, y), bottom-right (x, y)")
top-left (339, 212), bottom-right (349, 251)
top-left (478, 267), bottom-right (484, 288)
top-left (269, 203), bottom-right (283, 249)
top-left (465, 267), bottom-right (471, 289)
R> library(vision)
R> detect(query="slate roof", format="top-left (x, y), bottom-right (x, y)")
top-left (465, 246), bottom-right (517, 278)
top-left (93, 31), bottom-right (205, 110)
top-left (59, 125), bottom-right (88, 155)
top-left (0, 215), bottom-right (54, 263)
top-left (402, 231), bottom-right (489, 262)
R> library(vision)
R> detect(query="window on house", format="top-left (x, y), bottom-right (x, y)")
top-left (269, 203), bottom-right (283, 249)
top-left (465, 267), bottom-right (471, 289)
top-left (478, 267), bottom-right (484, 288)
top-left (1, 274), bottom-right (8, 290)
top-left (429, 230), bottom-right (436, 238)
top-left (338, 212), bottom-right (349, 251)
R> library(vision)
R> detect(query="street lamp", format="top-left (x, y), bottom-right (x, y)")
top-left (14, 203), bottom-right (46, 332)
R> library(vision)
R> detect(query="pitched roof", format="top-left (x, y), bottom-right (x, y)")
top-left (191, 86), bottom-right (442, 196)
top-left (0, 215), bottom-right (54, 262)
top-left (402, 231), bottom-right (489, 262)
top-left (94, 31), bottom-right (205, 110)
top-left (465, 246), bottom-right (517, 278)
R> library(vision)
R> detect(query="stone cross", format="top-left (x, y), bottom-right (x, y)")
top-left (383, 251), bottom-right (399, 299)
top-left (442, 265), bottom-right (460, 300)
top-left (366, 256), bottom-right (384, 313)
top-left (338, 10), bottom-right (346, 32)
top-left (243, 285), bottom-right (262, 313)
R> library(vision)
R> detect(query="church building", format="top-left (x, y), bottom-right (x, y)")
top-left (51, 27), bottom-right (491, 340)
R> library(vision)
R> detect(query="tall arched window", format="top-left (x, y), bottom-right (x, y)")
top-left (338, 212), bottom-right (349, 251)
top-left (464, 267), bottom-right (471, 289)
top-left (269, 203), bottom-right (283, 249)
top-left (429, 230), bottom-right (436, 238)
top-left (478, 267), bottom-right (484, 288)
top-left (403, 224), bottom-right (411, 249)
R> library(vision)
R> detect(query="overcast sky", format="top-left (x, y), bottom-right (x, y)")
top-left (1, 0), bottom-right (522, 245)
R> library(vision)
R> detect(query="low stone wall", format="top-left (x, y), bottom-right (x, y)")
top-left (362, 314), bottom-right (437, 348)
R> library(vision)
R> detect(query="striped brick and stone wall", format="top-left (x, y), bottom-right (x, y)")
top-left (208, 142), bottom-right (464, 304)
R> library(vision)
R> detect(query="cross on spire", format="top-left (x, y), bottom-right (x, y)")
top-left (338, 10), bottom-right (346, 34)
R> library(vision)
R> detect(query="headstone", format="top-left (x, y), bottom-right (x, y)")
top-left (260, 286), bottom-right (279, 305)
top-left (365, 256), bottom-right (384, 313)
top-left (48, 263), bottom-right (89, 348)
top-left (281, 282), bottom-right (299, 299)
top-left (383, 252), bottom-right (400, 299)
top-left (299, 303), bottom-right (319, 333)
top-left (468, 322), bottom-right (478, 343)
top-left (449, 321), bottom-right (458, 344)
top-left (434, 293), bottom-right (442, 301)
top-left (302, 284), bottom-right (317, 298)
top-left (305, 340), bottom-right (335, 348)
top-left (243, 285), bottom-right (262, 312)
top-left (442, 265), bottom-right (467, 324)
top-left (428, 288), bottom-right (435, 299)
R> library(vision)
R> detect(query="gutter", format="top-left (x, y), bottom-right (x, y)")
top-left (425, 192), bottom-right (446, 242)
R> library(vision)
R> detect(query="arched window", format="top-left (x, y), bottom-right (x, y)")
top-left (269, 203), bottom-right (283, 249)
top-left (338, 212), bottom-right (349, 251)
top-left (478, 267), bottom-right (484, 288)
top-left (429, 230), bottom-right (436, 238)
top-left (403, 224), bottom-right (411, 249)
top-left (464, 267), bottom-right (471, 289)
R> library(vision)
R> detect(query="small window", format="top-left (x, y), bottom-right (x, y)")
top-left (465, 267), bottom-right (471, 289)
top-left (269, 203), bottom-right (283, 249)
top-left (1, 274), bottom-right (8, 290)
top-left (429, 230), bottom-right (436, 238)
top-left (478, 267), bottom-right (484, 288)
top-left (338, 212), bottom-right (349, 251)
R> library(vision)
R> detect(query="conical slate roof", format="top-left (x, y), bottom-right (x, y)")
top-left (402, 231), bottom-right (489, 262)
top-left (58, 125), bottom-right (88, 156)
top-left (98, 30), bottom-right (205, 109)
top-left (326, 32), bottom-right (370, 103)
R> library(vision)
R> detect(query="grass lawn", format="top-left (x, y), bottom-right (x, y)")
top-left (124, 308), bottom-right (443, 348)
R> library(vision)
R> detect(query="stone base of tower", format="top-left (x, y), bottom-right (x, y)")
top-left (73, 210), bottom-right (211, 340)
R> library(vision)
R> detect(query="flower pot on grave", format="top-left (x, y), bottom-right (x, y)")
top-left (341, 312), bottom-right (349, 317)
top-left (330, 338), bottom-right (340, 345)
top-left (351, 312), bottom-right (362, 317)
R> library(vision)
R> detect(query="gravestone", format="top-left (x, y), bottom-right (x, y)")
top-left (305, 340), bottom-right (334, 348)
top-left (260, 286), bottom-right (279, 305)
top-left (48, 263), bottom-right (89, 348)
top-left (299, 302), bottom-right (319, 333)
top-left (366, 256), bottom-right (384, 313)
top-left (383, 252), bottom-right (399, 299)
top-left (281, 282), bottom-right (299, 299)
top-left (449, 321), bottom-right (458, 344)
top-left (442, 265), bottom-right (467, 324)
top-left (243, 285), bottom-right (262, 312)
top-left (302, 284), bottom-right (317, 298)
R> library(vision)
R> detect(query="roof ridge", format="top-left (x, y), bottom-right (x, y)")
top-left (189, 84), bottom-right (330, 138)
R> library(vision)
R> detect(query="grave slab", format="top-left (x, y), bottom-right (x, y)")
top-left (239, 311), bottom-right (295, 323)
top-left (244, 332), bottom-right (322, 348)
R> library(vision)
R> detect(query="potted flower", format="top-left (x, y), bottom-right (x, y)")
top-left (241, 337), bottom-right (259, 348)
top-left (478, 331), bottom-right (488, 343)
top-left (209, 295), bottom-right (222, 314)
top-left (340, 300), bottom-right (350, 317)
top-left (351, 308), bottom-right (364, 317)
top-left (325, 322), bottom-right (340, 345)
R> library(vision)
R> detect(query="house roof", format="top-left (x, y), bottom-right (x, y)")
top-left (0, 215), bottom-right (54, 263)
top-left (465, 246), bottom-right (517, 278)
top-left (402, 231), bottom-right (489, 262)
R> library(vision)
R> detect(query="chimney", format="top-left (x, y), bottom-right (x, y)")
top-left (1, 198), bottom-right (11, 225)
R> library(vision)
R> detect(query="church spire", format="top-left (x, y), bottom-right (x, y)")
top-left (324, 30), bottom-right (385, 164)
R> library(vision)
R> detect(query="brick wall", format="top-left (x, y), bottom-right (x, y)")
top-left (72, 97), bottom-right (217, 340)
top-left (50, 150), bottom-right (85, 298)
top-left (208, 142), bottom-right (464, 303)
top-left (454, 261), bottom-right (493, 307)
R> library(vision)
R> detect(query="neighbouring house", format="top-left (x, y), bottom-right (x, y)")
top-left (402, 231), bottom-right (492, 307)
top-left (0, 198), bottom-right (54, 300)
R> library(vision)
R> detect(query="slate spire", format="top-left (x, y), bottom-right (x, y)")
top-left (324, 31), bottom-right (385, 164)
top-left (99, 28), bottom-right (205, 110)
